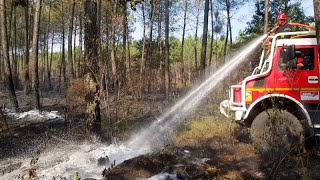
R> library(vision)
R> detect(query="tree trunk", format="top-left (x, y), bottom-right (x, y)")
top-left (24, 0), bottom-right (30, 94)
top-left (124, 4), bottom-right (130, 82)
top-left (73, 17), bottom-right (77, 78)
top-left (180, 0), bottom-right (187, 86)
top-left (263, 0), bottom-right (269, 34)
top-left (226, 0), bottom-right (232, 45)
top-left (48, 33), bottom-right (54, 89)
top-left (0, 0), bottom-right (19, 110)
top-left (139, 3), bottom-right (147, 97)
top-left (62, 26), bottom-right (66, 85)
top-left (46, 2), bottom-right (52, 89)
top-left (68, 0), bottom-right (75, 80)
top-left (194, 0), bottom-right (200, 74)
top-left (110, 1), bottom-right (118, 97)
top-left (122, 3), bottom-right (128, 84)
top-left (223, 23), bottom-right (229, 63)
top-left (165, 0), bottom-right (170, 99)
top-left (314, 0), bottom-right (320, 58)
top-left (12, 7), bottom-right (18, 88)
top-left (84, 0), bottom-right (101, 133)
top-left (30, 0), bottom-right (42, 110)
top-left (147, 0), bottom-right (155, 93)
top-left (78, 11), bottom-right (83, 78)
top-left (157, 1), bottom-right (164, 92)
top-left (209, 0), bottom-right (214, 69)
top-left (200, 0), bottom-right (209, 78)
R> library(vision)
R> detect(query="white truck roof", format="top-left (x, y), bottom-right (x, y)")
top-left (276, 38), bottom-right (317, 46)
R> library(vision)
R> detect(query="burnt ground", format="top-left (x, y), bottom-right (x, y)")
top-left (0, 91), bottom-right (320, 180)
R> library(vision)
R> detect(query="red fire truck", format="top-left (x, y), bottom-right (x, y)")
top-left (220, 24), bottom-right (319, 151)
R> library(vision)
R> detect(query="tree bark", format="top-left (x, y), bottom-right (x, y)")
top-left (146, 0), bottom-right (155, 93)
top-left (0, 0), bottom-right (19, 110)
top-left (200, 0), bottom-right (209, 78)
top-left (12, 7), bottom-right (18, 88)
top-left (30, 0), bottom-right (42, 110)
top-left (110, 1), bottom-right (118, 96)
top-left (194, 0), bottom-right (200, 74)
top-left (263, 0), bottom-right (269, 34)
top-left (180, 0), bottom-right (187, 86)
top-left (209, 0), bottom-right (214, 69)
top-left (226, 0), bottom-right (232, 45)
top-left (48, 33), bottom-right (54, 89)
top-left (84, 0), bottom-right (101, 133)
top-left (122, 3), bottom-right (128, 83)
top-left (46, 1), bottom-right (52, 89)
top-left (23, 0), bottom-right (31, 94)
top-left (68, 0), bottom-right (75, 80)
top-left (62, 25), bottom-right (66, 85)
top-left (223, 23), bottom-right (229, 63)
top-left (157, 1), bottom-right (164, 92)
top-left (165, 0), bottom-right (170, 99)
top-left (78, 11), bottom-right (83, 78)
top-left (314, 0), bottom-right (320, 58)
top-left (139, 3), bottom-right (147, 97)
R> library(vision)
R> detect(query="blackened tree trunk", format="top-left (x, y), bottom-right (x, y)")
top-left (200, 0), bottom-right (209, 78)
top-left (68, 0), bottom-right (75, 80)
top-left (23, 0), bottom-right (30, 94)
top-left (157, 1), bottom-right (164, 92)
top-left (223, 23), bottom-right (229, 63)
top-left (30, 0), bottom-right (42, 110)
top-left (84, 0), bottom-right (101, 133)
top-left (264, 0), bottom-right (269, 34)
top-left (110, 1), bottom-right (118, 97)
top-left (209, 0), bottom-right (214, 69)
top-left (180, 0), bottom-right (187, 85)
top-left (49, 33), bottom-right (54, 89)
top-left (0, 0), bottom-right (19, 110)
top-left (78, 11), bottom-right (83, 78)
top-left (62, 26), bottom-right (66, 85)
top-left (147, 0), bottom-right (155, 93)
top-left (122, 3), bottom-right (128, 82)
top-left (194, 0), bottom-right (200, 74)
top-left (226, 0), bottom-right (232, 45)
top-left (165, 0), bottom-right (170, 99)
top-left (12, 7), bottom-right (18, 88)
top-left (139, 3), bottom-right (146, 97)
top-left (47, 2), bottom-right (52, 89)
top-left (314, 0), bottom-right (320, 57)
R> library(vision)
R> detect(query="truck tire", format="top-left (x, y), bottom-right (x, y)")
top-left (251, 109), bottom-right (304, 157)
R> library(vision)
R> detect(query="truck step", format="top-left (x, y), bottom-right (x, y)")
top-left (313, 126), bottom-right (320, 136)
top-left (313, 124), bottom-right (320, 129)
top-left (308, 110), bottom-right (320, 125)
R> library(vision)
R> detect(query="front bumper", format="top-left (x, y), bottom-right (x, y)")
top-left (220, 100), bottom-right (245, 121)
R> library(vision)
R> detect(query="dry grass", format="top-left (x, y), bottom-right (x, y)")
top-left (173, 116), bottom-right (261, 179)
top-left (174, 116), bottom-right (237, 148)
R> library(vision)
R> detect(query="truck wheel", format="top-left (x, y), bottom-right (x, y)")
top-left (251, 109), bottom-right (304, 157)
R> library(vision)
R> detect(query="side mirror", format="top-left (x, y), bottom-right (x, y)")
top-left (280, 44), bottom-right (295, 64)
top-left (287, 44), bottom-right (295, 60)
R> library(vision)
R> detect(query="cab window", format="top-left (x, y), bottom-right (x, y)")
top-left (278, 47), bottom-right (314, 70)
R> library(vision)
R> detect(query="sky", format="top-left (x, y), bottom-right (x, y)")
top-left (131, 0), bottom-right (315, 41)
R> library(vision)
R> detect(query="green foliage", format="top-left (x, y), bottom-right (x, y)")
top-left (245, 0), bottom-right (313, 36)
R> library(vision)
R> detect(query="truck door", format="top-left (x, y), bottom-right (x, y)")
top-left (295, 47), bottom-right (319, 102)
top-left (277, 46), bottom-right (319, 102)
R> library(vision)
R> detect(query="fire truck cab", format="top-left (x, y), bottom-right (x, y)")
top-left (220, 25), bottom-right (319, 151)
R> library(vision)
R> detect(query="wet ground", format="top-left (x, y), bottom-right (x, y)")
top-left (0, 91), bottom-right (320, 180)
